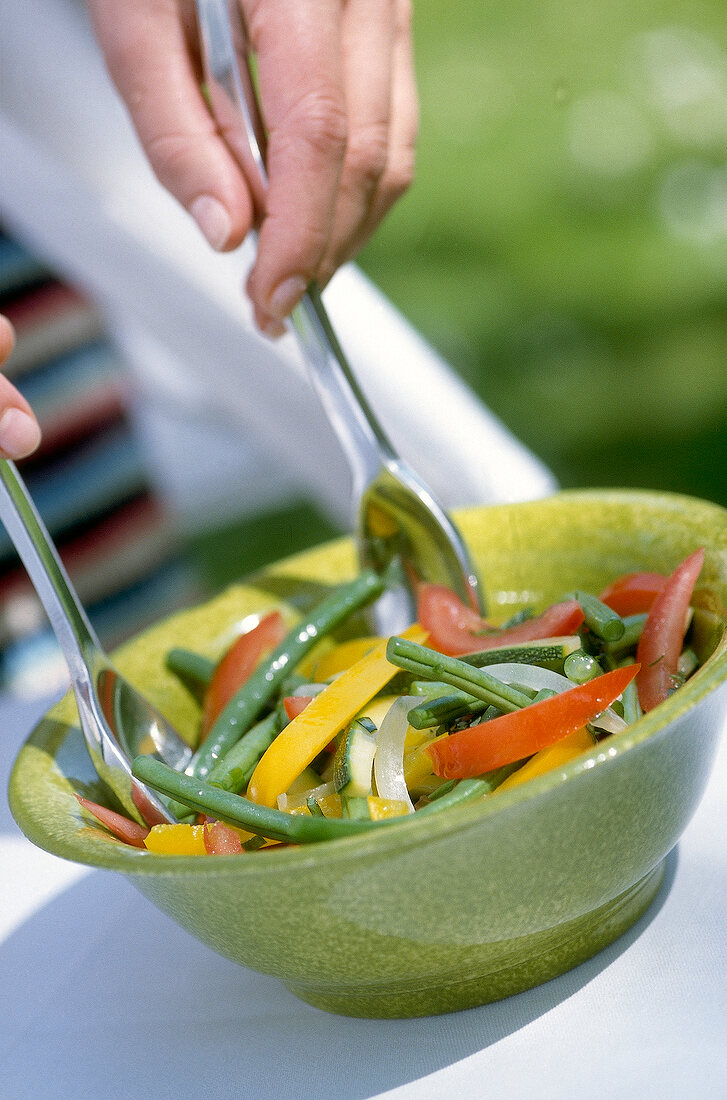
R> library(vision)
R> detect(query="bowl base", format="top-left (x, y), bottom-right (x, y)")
top-left (284, 860), bottom-right (665, 1018)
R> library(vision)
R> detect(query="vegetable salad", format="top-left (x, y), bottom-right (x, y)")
top-left (76, 548), bottom-right (717, 855)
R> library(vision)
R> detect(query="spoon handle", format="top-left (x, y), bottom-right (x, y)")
top-left (0, 459), bottom-right (99, 682)
top-left (290, 286), bottom-right (395, 492)
top-left (196, 0), bottom-right (392, 494)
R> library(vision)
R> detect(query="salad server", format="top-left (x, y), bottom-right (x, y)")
top-left (195, 0), bottom-right (484, 630)
top-left (0, 459), bottom-right (190, 824)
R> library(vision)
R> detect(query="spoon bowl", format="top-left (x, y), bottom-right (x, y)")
top-left (0, 459), bottom-right (191, 823)
top-left (195, 0), bottom-right (483, 630)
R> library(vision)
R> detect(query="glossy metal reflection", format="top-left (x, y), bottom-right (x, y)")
top-left (0, 460), bottom-right (191, 824)
top-left (196, 0), bottom-right (484, 630)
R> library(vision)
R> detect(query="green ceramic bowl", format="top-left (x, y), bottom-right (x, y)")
top-left (9, 490), bottom-right (727, 1018)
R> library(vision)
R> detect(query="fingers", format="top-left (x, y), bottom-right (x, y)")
top-left (87, 0), bottom-right (255, 250)
top-left (246, 0), bottom-right (418, 328)
top-left (313, 0), bottom-right (395, 286)
top-left (0, 316), bottom-right (42, 460)
top-left (244, 0), bottom-right (348, 333)
top-left (352, 0), bottom-right (418, 248)
top-left (318, 0), bottom-right (418, 285)
top-left (87, 0), bottom-right (418, 334)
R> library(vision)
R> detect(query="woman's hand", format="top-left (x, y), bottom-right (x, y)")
top-left (0, 315), bottom-right (42, 460)
top-left (87, 0), bottom-right (418, 336)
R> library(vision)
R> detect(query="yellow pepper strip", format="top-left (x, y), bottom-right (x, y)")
top-left (144, 823), bottom-right (208, 855)
top-left (357, 692), bottom-right (398, 728)
top-left (404, 740), bottom-right (439, 789)
top-left (316, 792), bottom-right (343, 818)
top-left (367, 795), bottom-right (409, 820)
top-left (248, 624), bottom-right (428, 807)
top-left (404, 724), bottom-right (432, 751)
top-left (495, 726), bottom-right (596, 793)
top-left (311, 636), bottom-right (383, 681)
top-left (287, 804), bottom-right (313, 817)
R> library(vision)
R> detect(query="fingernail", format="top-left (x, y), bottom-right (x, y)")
top-left (261, 318), bottom-right (287, 340)
top-left (267, 276), bottom-right (307, 320)
top-left (0, 408), bottom-right (41, 459)
top-left (190, 195), bottom-right (232, 251)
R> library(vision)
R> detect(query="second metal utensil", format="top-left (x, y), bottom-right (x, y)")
top-left (0, 459), bottom-right (191, 825)
top-left (196, 0), bottom-right (484, 631)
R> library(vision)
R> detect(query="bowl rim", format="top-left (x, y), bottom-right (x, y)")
top-left (10, 487), bottom-right (727, 876)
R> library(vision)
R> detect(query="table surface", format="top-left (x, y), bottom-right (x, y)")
top-left (2, 690), bottom-right (725, 1100)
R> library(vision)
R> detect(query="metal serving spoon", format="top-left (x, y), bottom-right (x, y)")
top-left (0, 459), bottom-right (191, 824)
top-left (195, 0), bottom-right (484, 631)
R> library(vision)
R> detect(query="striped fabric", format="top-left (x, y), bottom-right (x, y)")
top-left (0, 230), bottom-right (201, 696)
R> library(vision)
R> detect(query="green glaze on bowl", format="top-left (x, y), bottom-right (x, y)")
top-left (9, 490), bottom-right (727, 1017)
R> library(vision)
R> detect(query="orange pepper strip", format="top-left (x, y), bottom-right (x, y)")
top-left (428, 663), bottom-right (639, 779)
top-left (247, 624), bottom-right (427, 807)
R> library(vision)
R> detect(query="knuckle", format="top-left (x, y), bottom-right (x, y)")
top-left (344, 123), bottom-right (390, 190)
top-left (262, 204), bottom-right (330, 273)
top-left (395, 0), bottom-right (414, 34)
top-left (289, 90), bottom-right (348, 161)
top-left (143, 130), bottom-right (197, 185)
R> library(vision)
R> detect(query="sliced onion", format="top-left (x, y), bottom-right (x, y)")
top-left (277, 780), bottom-right (336, 812)
top-left (373, 695), bottom-right (418, 813)
top-left (483, 663), bottom-right (628, 734)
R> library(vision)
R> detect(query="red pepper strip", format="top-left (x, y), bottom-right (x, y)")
top-left (283, 695), bottom-right (314, 720)
top-left (203, 821), bottom-right (244, 854)
top-left (75, 795), bottom-right (149, 848)
top-left (428, 663), bottom-right (639, 779)
top-left (202, 611), bottom-right (287, 735)
top-left (417, 583), bottom-right (584, 657)
top-left (131, 783), bottom-right (171, 827)
top-left (599, 572), bottom-right (668, 617)
top-left (636, 548), bottom-right (705, 713)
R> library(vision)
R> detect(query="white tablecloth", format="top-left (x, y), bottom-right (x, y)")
top-left (1, 692), bottom-right (725, 1100)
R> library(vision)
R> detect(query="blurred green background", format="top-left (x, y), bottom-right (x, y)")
top-left (192, 1), bottom-right (727, 588)
top-left (358, 0), bottom-right (727, 503)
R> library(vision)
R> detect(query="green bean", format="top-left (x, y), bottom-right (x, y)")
top-left (417, 764), bottom-right (521, 813)
top-left (165, 648), bottom-right (215, 687)
top-left (507, 683), bottom-right (539, 699)
top-left (603, 613), bottom-right (648, 657)
top-left (532, 688), bottom-right (558, 704)
top-left (166, 712), bottom-right (283, 818)
top-left (409, 679), bottom-right (453, 698)
top-left (571, 591), bottom-right (625, 642)
top-left (135, 760), bottom-right (519, 845)
top-left (619, 660), bottom-right (643, 725)
top-left (423, 778), bottom-right (457, 802)
top-left (407, 690), bottom-right (486, 730)
top-left (208, 711), bottom-right (281, 792)
top-left (386, 637), bottom-right (533, 712)
top-left (134, 756), bottom-right (398, 843)
top-left (186, 570), bottom-right (384, 781)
